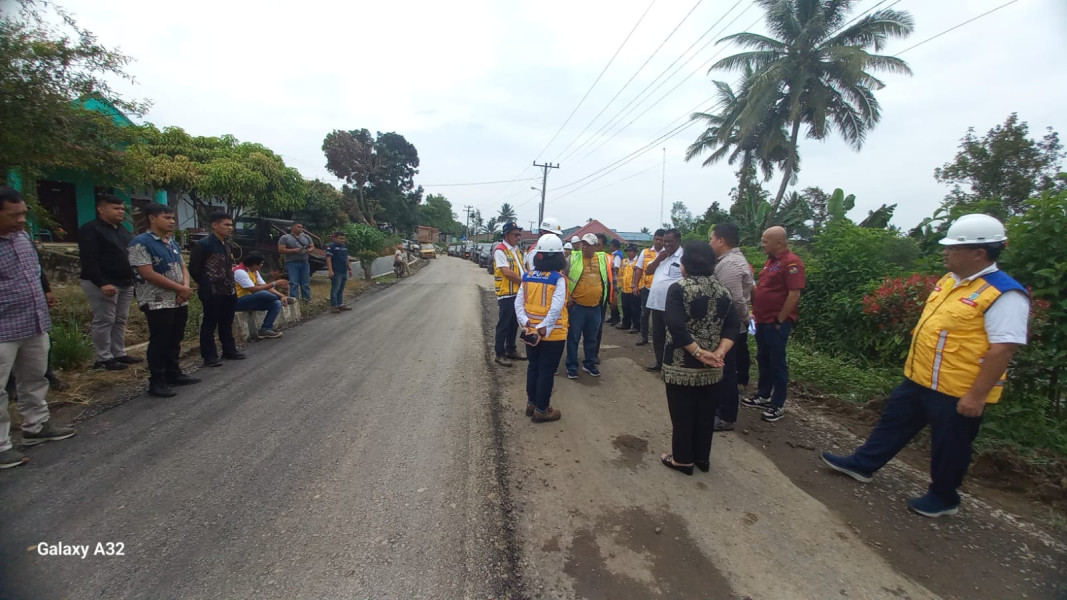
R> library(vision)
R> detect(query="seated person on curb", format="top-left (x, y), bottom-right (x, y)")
top-left (233, 253), bottom-right (294, 339)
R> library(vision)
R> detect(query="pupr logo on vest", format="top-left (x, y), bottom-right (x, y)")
top-left (959, 292), bottom-right (980, 307)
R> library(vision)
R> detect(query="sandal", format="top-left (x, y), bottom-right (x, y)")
top-left (660, 454), bottom-right (694, 476)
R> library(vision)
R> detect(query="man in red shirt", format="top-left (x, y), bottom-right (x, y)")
top-left (742, 226), bottom-right (805, 422)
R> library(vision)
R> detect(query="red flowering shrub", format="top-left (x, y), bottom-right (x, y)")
top-left (859, 274), bottom-right (940, 363)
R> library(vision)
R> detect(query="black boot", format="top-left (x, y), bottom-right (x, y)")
top-left (148, 380), bottom-right (177, 398)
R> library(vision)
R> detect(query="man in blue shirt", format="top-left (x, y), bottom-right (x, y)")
top-left (326, 232), bottom-right (353, 313)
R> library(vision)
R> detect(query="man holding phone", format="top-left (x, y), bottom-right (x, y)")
top-left (278, 222), bottom-right (314, 301)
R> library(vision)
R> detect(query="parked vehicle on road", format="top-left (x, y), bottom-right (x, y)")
top-left (186, 216), bottom-right (327, 275)
top-left (420, 243), bottom-right (437, 259)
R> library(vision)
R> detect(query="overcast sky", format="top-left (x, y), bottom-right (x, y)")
top-left (58, 0), bottom-right (1067, 233)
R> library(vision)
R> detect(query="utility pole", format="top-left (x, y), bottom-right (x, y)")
top-left (463, 205), bottom-right (473, 239)
top-left (532, 161), bottom-right (559, 228)
top-left (660, 147), bottom-right (666, 227)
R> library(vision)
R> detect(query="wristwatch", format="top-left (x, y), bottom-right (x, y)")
top-left (691, 347), bottom-right (703, 358)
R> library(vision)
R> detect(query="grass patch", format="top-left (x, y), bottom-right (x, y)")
top-left (50, 318), bottom-right (94, 370)
top-left (783, 339), bottom-right (899, 404)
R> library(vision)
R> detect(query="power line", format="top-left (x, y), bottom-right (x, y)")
top-left (533, 0), bottom-right (658, 160)
top-left (421, 177), bottom-right (540, 187)
top-left (897, 0), bottom-right (1021, 55)
top-left (562, 4), bottom-right (757, 167)
top-left (549, 0), bottom-right (706, 161)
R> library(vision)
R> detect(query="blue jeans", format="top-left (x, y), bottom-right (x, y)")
top-left (566, 303), bottom-right (601, 374)
top-left (851, 379), bottom-right (983, 506)
top-left (330, 273), bottom-right (348, 307)
top-left (526, 340), bottom-right (565, 411)
top-left (236, 290), bottom-right (282, 330)
top-left (286, 261), bottom-right (311, 300)
top-left (755, 321), bottom-right (793, 408)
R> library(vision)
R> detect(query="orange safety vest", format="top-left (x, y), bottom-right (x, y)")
top-left (522, 271), bottom-right (569, 342)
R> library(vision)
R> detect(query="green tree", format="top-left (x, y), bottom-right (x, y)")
top-left (344, 223), bottom-right (388, 281)
top-left (368, 131), bottom-right (421, 234)
top-left (419, 194), bottom-right (463, 236)
top-left (128, 126), bottom-right (304, 221)
top-left (712, 0), bottom-right (914, 210)
top-left (934, 114), bottom-right (1064, 218)
top-left (482, 216), bottom-right (499, 235)
top-left (802, 186), bottom-right (831, 232)
top-left (323, 128), bottom-right (380, 225)
top-left (670, 201), bottom-right (694, 234)
top-left (640, 226), bottom-right (650, 234)
top-left (286, 179), bottom-right (347, 234)
top-left (0, 1), bottom-right (148, 193)
top-left (497, 202), bottom-right (517, 223)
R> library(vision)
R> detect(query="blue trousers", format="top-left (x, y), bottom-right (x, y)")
top-left (236, 290), bottom-right (282, 330)
top-left (286, 261), bottom-right (311, 300)
top-left (330, 273), bottom-right (348, 306)
top-left (526, 340), bottom-right (565, 411)
top-left (755, 321), bottom-right (793, 408)
top-left (852, 379), bottom-right (983, 506)
top-left (566, 303), bottom-right (601, 373)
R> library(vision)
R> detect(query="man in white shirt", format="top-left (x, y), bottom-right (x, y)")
top-left (234, 253), bottom-right (295, 339)
top-left (643, 229), bottom-right (683, 371)
top-left (493, 222), bottom-right (526, 366)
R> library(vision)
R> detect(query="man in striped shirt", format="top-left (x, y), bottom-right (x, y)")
top-left (710, 223), bottom-right (754, 432)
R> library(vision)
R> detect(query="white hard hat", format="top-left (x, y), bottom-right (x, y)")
top-left (939, 214), bottom-right (1007, 246)
top-left (534, 233), bottom-right (564, 253)
top-left (563, 242), bottom-right (573, 250)
top-left (570, 236), bottom-right (581, 244)
top-left (540, 217), bottom-right (562, 235)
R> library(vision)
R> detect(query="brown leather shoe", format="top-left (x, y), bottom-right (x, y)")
top-left (532, 407), bottom-right (561, 422)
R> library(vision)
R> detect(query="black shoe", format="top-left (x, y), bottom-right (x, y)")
top-left (222, 352), bottom-right (246, 360)
top-left (203, 358), bottom-right (223, 368)
top-left (695, 460), bottom-right (710, 473)
top-left (627, 329), bottom-right (640, 334)
top-left (605, 318), bottom-right (620, 325)
top-left (713, 417), bottom-right (735, 432)
top-left (93, 359), bottom-right (127, 371)
top-left (644, 364), bottom-right (661, 372)
top-left (505, 351), bottom-right (527, 361)
top-left (0, 448), bottom-right (29, 469)
top-left (167, 375), bottom-right (201, 386)
top-left (660, 454), bottom-right (693, 476)
top-left (635, 339), bottom-right (649, 346)
top-left (147, 381), bottom-right (177, 398)
top-left (21, 421), bottom-right (76, 446)
top-left (494, 355), bottom-right (513, 367)
top-left (525, 403), bottom-right (535, 417)
top-left (113, 355), bottom-right (143, 365)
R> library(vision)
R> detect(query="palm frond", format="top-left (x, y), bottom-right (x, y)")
top-left (717, 32), bottom-right (789, 52)
top-left (709, 50), bottom-right (780, 74)
top-left (824, 10), bottom-right (915, 52)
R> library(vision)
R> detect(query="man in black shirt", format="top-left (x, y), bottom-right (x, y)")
top-left (78, 195), bottom-right (140, 371)
top-left (189, 212), bottom-right (243, 367)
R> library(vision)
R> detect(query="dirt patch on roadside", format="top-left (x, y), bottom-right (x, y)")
top-left (611, 434), bottom-right (648, 471)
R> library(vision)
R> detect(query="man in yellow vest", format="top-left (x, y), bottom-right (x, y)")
top-left (632, 229), bottom-right (664, 346)
top-left (614, 243), bottom-right (641, 333)
top-left (493, 222), bottom-right (526, 366)
top-left (822, 214), bottom-right (1029, 518)
top-left (565, 233), bottom-right (610, 379)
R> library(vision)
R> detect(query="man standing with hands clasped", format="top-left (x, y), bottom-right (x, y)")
top-left (77, 194), bottom-right (140, 371)
top-left (278, 222), bottom-right (314, 301)
top-left (822, 215), bottom-right (1029, 518)
top-left (742, 226), bottom-right (804, 422)
top-left (128, 204), bottom-right (200, 398)
top-left (190, 213), bottom-right (244, 368)
top-left (326, 231), bottom-right (352, 313)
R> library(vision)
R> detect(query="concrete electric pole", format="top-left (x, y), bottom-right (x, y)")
top-left (532, 161), bottom-right (559, 228)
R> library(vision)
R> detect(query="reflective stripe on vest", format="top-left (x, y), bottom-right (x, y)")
top-left (522, 271), bottom-right (569, 342)
top-left (903, 271), bottom-right (1026, 403)
top-left (638, 248), bottom-right (657, 289)
top-left (493, 243), bottom-right (523, 297)
top-left (619, 257), bottom-right (636, 294)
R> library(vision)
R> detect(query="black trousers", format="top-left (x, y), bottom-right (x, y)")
top-left (620, 292), bottom-right (640, 330)
top-left (144, 306), bottom-right (188, 383)
top-left (716, 344), bottom-right (740, 423)
top-left (595, 302), bottom-right (607, 355)
top-left (735, 330), bottom-right (751, 387)
top-left (651, 309), bottom-right (666, 367)
top-left (198, 291), bottom-right (237, 360)
top-left (526, 340), bottom-right (565, 411)
top-left (666, 383), bottom-right (720, 465)
top-left (495, 296), bottom-right (519, 357)
top-left (608, 291), bottom-right (620, 322)
top-left (638, 288), bottom-right (651, 341)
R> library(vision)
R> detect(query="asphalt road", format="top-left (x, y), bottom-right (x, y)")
top-left (0, 259), bottom-right (514, 599)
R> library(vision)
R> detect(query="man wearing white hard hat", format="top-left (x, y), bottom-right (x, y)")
top-left (822, 214), bottom-right (1029, 518)
top-left (526, 217), bottom-right (563, 271)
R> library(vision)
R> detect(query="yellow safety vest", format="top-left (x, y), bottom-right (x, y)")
top-left (903, 270), bottom-right (1026, 403)
top-left (619, 256), bottom-right (637, 295)
top-left (493, 243), bottom-right (524, 297)
top-left (638, 248), bottom-right (657, 290)
top-left (234, 268), bottom-right (258, 299)
top-left (522, 271), bottom-right (569, 342)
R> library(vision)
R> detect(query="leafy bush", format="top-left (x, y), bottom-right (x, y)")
top-left (344, 223), bottom-right (389, 280)
top-left (860, 274), bottom-right (940, 365)
top-left (50, 319), bottom-right (93, 370)
top-left (786, 340), bottom-right (899, 403)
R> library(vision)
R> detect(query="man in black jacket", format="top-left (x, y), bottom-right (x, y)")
top-left (189, 212), bottom-right (243, 367)
top-left (78, 195), bottom-right (141, 371)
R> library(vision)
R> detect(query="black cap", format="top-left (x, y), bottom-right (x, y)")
top-left (610, 239), bottom-right (621, 247)
top-left (502, 222), bottom-right (522, 234)
top-left (626, 243), bottom-right (638, 251)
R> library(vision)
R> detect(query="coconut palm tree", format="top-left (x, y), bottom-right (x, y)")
top-left (712, 0), bottom-right (914, 211)
top-left (497, 203), bottom-right (517, 224)
top-left (686, 64), bottom-right (790, 185)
